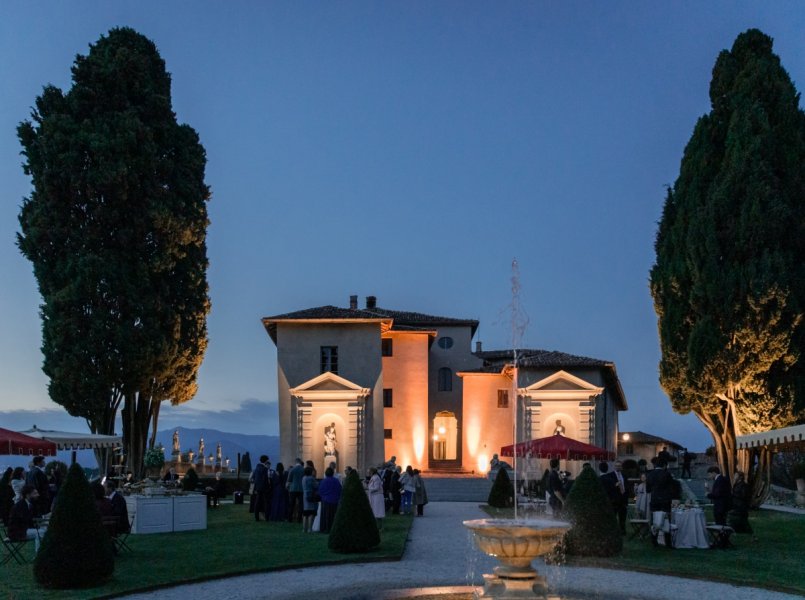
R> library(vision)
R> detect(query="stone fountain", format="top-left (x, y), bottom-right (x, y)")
top-left (463, 518), bottom-right (570, 599)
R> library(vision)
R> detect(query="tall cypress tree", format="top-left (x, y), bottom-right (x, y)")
top-left (651, 29), bottom-right (805, 501)
top-left (18, 27), bottom-right (210, 475)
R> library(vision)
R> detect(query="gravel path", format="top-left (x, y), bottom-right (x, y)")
top-left (120, 503), bottom-right (800, 600)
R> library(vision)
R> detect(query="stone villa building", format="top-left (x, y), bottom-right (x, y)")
top-left (262, 295), bottom-right (627, 475)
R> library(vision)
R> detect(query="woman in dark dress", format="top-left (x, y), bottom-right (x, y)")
top-left (268, 462), bottom-right (289, 521)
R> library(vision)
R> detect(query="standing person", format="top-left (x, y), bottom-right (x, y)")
top-left (286, 458), bottom-right (305, 523)
top-left (317, 467), bottom-right (342, 533)
top-left (10, 467), bottom-right (26, 503)
top-left (366, 467), bottom-right (386, 529)
top-left (600, 461), bottom-right (628, 534)
top-left (26, 456), bottom-right (50, 515)
top-left (728, 471), bottom-right (753, 534)
top-left (301, 466), bottom-right (319, 533)
top-left (8, 484), bottom-right (42, 552)
top-left (269, 463), bottom-right (289, 521)
top-left (634, 473), bottom-right (649, 519)
top-left (547, 458), bottom-right (565, 516)
top-left (412, 469), bottom-right (428, 517)
top-left (648, 459), bottom-right (677, 547)
top-left (400, 466), bottom-right (415, 515)
top-left (251, 455), bottom-right (270, 522)
top-left (305, 460), bottom-right (317, 479)
top-left (681, 448), bottom-right (694, 479)
top-left (706, 466), bottom-right (732, 526)
top-left (390, 466), bottom-right (402, 515)
top-left (0, 467), bottom-right (13, 525)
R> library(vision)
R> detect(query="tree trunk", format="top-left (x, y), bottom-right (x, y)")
top-left (742, 446), bottom-right (771, 509)
top-left (122, 392), bottom-right (154, 479)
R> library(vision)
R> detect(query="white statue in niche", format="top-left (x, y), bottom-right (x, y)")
top-left (553, 419), bottom-right (566, 435)
top-left (324, 422), bottom-right (338, 468)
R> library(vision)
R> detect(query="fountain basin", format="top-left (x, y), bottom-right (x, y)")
top-left (463, 519), bottom-right (569, 574)
top-left (463, 518), bottom-right (570, 598)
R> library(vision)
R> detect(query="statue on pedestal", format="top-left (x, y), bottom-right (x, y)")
top-left (172, 430), bottom-right (180, 455)
top-left (216, 442), bottom-right (222, 464)
top-left (324, 422), bottom-right (338, 469)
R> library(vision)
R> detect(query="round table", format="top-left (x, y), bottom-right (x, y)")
top-left (671, 508), bottom-right (709, 549)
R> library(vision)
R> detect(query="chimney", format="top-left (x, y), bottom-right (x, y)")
top-left (476, 341), bottom-right (482, 353)
top-left (365, 296), bottom-right (377, 309)
top-left (349, 295), bottom-right (358, 310)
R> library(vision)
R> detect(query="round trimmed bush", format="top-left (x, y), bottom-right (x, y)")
top-left (328, 470), bottom-right (380, 553)
top-left (34, 463), bottom-right (114, 588)
top-left (563, 466), bottom-right (622, 557)
top-left (487, 467), bottom-right (514, 508)
top-left (182, 467), bottom-right (199, 491)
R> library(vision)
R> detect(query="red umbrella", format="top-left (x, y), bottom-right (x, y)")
top-left (0, 427), bottom-right (57, 456)
top-left (500, 433), bottom-right (614, 461)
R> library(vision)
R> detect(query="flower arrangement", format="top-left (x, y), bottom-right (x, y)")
top-left (144, 445), bottom-right (166, 470)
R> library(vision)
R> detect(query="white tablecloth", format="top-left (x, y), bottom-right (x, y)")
top-left (671, 508), bottom-right (708, 549)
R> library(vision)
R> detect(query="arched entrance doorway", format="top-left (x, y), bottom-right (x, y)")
top-left (432, 411), bottom-right (458, 460)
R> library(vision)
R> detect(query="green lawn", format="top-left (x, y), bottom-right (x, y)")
top-left (485, 505), bottom-right (805, 596)
top-left (4, 504), bottom-right (413, 600)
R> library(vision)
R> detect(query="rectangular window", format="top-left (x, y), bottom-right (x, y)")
top-left (384, 429), bottom-right (393, 439)
top-left (381, 338), bottom-right (393, 357)
top-left (383, 388), bottom-right (393, 408)
top-left (320, 346), bottom-right (338, 374)
top-left (497, 389), bottom-right (509, 408)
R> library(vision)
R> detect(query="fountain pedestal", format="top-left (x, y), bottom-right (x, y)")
top-left (463, 518), bottom-right (569, 599)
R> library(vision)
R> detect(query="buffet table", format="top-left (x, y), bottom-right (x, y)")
top-left (125, 494), bottom-right (207, 534)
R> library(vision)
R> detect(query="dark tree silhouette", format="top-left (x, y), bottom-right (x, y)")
top-left (18, 27), bottom-right (210, 476)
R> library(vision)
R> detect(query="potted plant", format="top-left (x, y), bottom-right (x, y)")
top-left (144, 445), bottom-right (166, 480)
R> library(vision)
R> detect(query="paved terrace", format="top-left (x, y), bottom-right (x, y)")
top-left (121, 502), bottom-right (800, 600)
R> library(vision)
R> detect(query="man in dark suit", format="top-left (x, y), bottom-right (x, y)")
top-left (26, 456), bottom-right (50, 515)
top-left (547, 458), bottom-right (565, 516)
top-left (707, 466), bottom-right (732, 525)
top-left (600, 461), bottom-right (628, 534)
top-left (8, 484), bottom-right (41, 551)
top-left (251, 455), bottom-right (270, 521)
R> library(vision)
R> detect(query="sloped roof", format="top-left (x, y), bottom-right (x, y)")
top-left (464, 348), bottom-right (627, 411)
top-left (620, 430), bottom-right (682, 449)
top-left (262, 303), bottom-right (478, 342)
top-left (474, 348), bottom-right (610, 368)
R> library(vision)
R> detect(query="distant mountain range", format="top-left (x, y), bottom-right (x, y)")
top-left (154, 426), bottom-right (279, 468)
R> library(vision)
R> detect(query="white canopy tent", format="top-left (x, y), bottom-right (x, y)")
top-left (21, 425), bottom-right (122, 467)
top-left (21, 425), bottom-right (122, 450)
top-left (736, 423), bottom-right (805, 452)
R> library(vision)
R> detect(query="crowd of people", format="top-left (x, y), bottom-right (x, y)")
top-left (245, 454), bottom-right (428, 533)
top-left (0, 456), bottom-right (133, 556)
top-left (540, 449), bottom-right (754, 547)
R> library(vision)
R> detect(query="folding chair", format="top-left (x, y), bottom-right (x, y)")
top-left (1, 523), bottom-right (34, 565)
top-left (114, 517), bottom-right (134, 554)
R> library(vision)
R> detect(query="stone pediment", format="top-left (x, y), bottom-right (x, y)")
top-left (290, 371), bottom-right (371, 400)
top-left (521, 370), bottom-right (603, 398)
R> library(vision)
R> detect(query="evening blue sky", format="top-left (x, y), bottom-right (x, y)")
top-left (2, 3), bottom-right (804, 450)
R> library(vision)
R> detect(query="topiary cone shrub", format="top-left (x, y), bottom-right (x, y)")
top-left (182, 467), bottom-right (199, 491)
top-left (328, 470), bottom-right (380, 553)
top-left (34, 463), bottom-right (114, 588)
top-left (563, 466), bottom-right (622, 557)
top-left (487, 467), bottom-right (514, 508)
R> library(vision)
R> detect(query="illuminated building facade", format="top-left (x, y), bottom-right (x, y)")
top-left (262, 296), bottom-right (627, 475)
